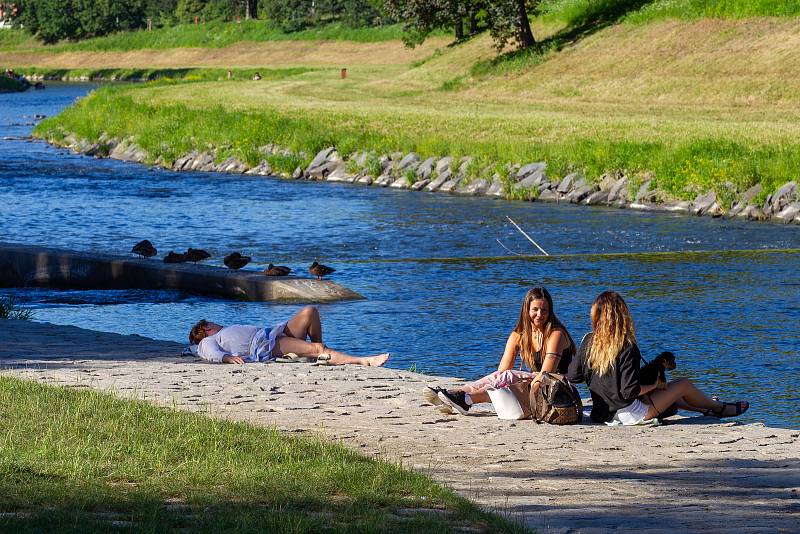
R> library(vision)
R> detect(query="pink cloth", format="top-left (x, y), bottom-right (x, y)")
top-left (462, 369), bottom-right (534, 395)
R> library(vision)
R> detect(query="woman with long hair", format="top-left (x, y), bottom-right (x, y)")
top-left (567, 290), bottom-right (749, 424)
top-left (429, 286), bottom-right (576, 415)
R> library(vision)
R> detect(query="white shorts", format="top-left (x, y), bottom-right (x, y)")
top-left (607, 399), bottom-right (650, 426)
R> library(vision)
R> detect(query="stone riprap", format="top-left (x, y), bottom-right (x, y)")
top-left (47, 133), bottom-right (800, 226)
top-left (1, 319), bottom-right (798, 533)
top-left (0, 242), bottom-right (363, 302)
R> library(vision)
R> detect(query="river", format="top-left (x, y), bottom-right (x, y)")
top-left (2, 83), bottom-right (799, 427)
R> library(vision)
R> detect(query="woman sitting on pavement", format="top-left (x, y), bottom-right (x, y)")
top-left (567, 290), bottom-right (749, 425)
top-left (189, 305), bottom-right (389, 367)
top-left (429, 286), bottom-right (576, 415)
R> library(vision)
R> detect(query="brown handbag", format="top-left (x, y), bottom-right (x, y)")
top-left (529, 372), bottom-right (583, 425)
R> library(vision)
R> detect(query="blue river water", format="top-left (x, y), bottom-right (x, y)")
top-left (1, 84), bottom-right (799, 427)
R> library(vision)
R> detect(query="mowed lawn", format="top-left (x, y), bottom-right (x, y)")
top-left (34, 17), bottom-right (800, 203)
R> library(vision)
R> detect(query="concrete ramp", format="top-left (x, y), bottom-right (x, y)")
top-left (0, 242), bottom-right (363, 302)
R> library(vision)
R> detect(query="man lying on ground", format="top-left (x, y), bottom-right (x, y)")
top-left (188, 305), bottom-right (389, 367)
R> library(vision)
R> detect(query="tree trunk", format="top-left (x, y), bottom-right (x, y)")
top-left (469, 9), bottom-right (478, 35)
top-left (245, 0), bottom-right (257, 20)
top-left (515, 0), bottom-right (535, 48)
top-left (454, 18), bottom-right (464, 40)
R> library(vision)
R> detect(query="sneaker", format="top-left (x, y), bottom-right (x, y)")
top-left (437, 390), bottom-right (471, 415)
top-left (423, 386), bottom-right (445, 406)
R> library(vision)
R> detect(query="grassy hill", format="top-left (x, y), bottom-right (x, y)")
top-left (19, 0), bottom-right (800, 204)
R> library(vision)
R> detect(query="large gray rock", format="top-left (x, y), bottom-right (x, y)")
top-left (307, 160), bottom-right (342, 180)
top-left (583, 190), bottom-right (609, 205)
top-left (608, 176), bottom-right (630, 203)
top-left (516, 162), bottom-right (546, 181)
top-left (356, 175), bottom-right (373, 185)
top-left (739, 205), bottom-right (766, 220)
top-left (538, 189), bottom-right (561, 202)
top-left (515, 170), bottom-right (546, 190)
top-left (438, 176), bottom-right (463, 193)
top-left (659, 200), bottom-right (691, 213)
top-left (379, 155), bottom-right (394, 173)
top-left (425, 169), bottom-right (451, 192)
top-left (435, 157), bottom-right (453, 175)
top-left (691, 191), bottom-right (719, 216)
top-left (457, 178), bottom-right (489, 195)
top-left (729, 184), bottom-right (762, 216)
top-left (485, 173), bottom-right (505, 197)
top-left (598, 173), bottom-right (617, 192)
top-left (325, 164), bottom-right (351, 182)
top-left (410, 179), bottom-right (430, 191)
top-left (189, 152), bottom-right (214, 171)
top-left (567, 184), bottom-right (597, 203)
top-left (307, 147), bottom-right (336, 172)
top-left (775, 203), bottom-right (800, 223)
top-left (457, 157), bottom-right (473, 178)
top-left (416, 157), bottom-right (437, 180)
top-left (635, 180), bottom-right (653, 202)
top-left (292, 166), bottom-right (304, 179)
top-left (218, 158), bottom-right (248, 173)
top-left (557, 173), bottom-right (579, 194)
top-left (374, 174), bottom-right (395, 187)
top-left (390, 176), bottom-right (411, 189)
top-left (396, 152), bottom-right (420, 172)
top-left (766, 181), bottom-right (797, 214)
top-left (245, 160), bottom-right (273, 176)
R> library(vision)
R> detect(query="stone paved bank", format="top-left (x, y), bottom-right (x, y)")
top-left (49, 132), bottom-right (800, 225)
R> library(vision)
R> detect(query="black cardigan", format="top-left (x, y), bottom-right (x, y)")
top-left (566, 333), bottom-right (642, 423)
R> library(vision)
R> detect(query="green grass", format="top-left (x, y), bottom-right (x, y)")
top-left (0, 75), bottom-right (26, 92)
top-left (0, 376), bottom-right (524, 533)
top-left (13, 66), bottom-right (315, 83)
top-left (0, 28), bottom-right (37, 50)
top-left (35, 81), bottom-right (800, 203)
top-left (538, 0), bottom-right (800, 26)
top-left (2, 21), bottom-right (407, 53)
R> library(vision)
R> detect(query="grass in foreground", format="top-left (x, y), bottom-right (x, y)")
top-left (0, 377), bottom-right (523, 533)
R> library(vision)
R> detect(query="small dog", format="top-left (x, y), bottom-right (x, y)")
top-left (640, 351), bottom-right (677, 390)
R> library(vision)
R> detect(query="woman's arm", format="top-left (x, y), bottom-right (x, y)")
top-left (618, 343), bottom-right (642, 400)
top-left (540, 330), bottom-right (566, 373)
top-left (497, 331), bottom-right (520, 372)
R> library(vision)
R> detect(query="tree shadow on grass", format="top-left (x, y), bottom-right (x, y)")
top-left (471, 0), bottom-right (657, 76)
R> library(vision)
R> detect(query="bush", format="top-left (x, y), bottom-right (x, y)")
top-left (0, 297), bottom-right (34, 320)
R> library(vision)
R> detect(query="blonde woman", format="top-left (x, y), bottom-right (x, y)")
top-left (430, 287), bottom-right (575, 415)
top-left (567, 291), bottom-right (749, 425)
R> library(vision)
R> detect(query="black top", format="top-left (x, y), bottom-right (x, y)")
top-left (526, 340), bottom-right (574, 374)
top-left (566, 332), bottom-right (642, 423)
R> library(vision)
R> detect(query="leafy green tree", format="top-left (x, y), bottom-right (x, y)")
top-left (385, 0), bottom-right (537, 50)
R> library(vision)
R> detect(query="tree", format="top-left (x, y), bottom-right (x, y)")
top-left (385, 0), bottom-right (538, 50)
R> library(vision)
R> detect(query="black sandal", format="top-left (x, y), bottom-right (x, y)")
top-left (710, 400), bottom-right (749, 418)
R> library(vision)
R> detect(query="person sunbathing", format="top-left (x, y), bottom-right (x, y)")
top-left (189, 305), bottom-right (389, 367)
top-left (428, 286), bottom-right (576, 414)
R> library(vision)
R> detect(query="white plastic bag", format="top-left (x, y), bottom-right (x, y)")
top-left (488, 386), bottom-right (530, 420)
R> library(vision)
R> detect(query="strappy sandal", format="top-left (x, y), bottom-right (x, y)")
top-left (707, 400), bottom-right (749, 418)
top-left (275, 353), bottom-right (318, 364)
top-left (312, 353), bottom-right (333, 366)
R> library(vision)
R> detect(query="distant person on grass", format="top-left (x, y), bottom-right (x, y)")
top-left (428, 287), bottom-right (576, 414)
top-left (189, 305), bottom-right (389, 367)
top-left (567, 290), bottom-right (749, 425)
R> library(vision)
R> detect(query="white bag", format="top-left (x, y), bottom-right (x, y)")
top-left (488, 385), bottom-right (531, 420)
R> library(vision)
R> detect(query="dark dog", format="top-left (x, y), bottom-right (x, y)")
top-left (640, 351), bottom-right (677, 390)
top-left (641, 351), bottom-right (678, 420)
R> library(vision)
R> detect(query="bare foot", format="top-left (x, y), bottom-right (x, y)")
top-left (364, 353), bottom-right (389, 367)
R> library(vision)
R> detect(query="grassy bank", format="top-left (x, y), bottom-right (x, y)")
top-left (25, 0), bottom-right (800, 205)
top-left (0, 376), bottom-right (521, 533)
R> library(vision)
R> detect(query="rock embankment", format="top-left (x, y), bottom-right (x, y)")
top-left (50, 132), bottom-right (800, 225)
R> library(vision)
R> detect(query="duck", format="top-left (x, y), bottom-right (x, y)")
top-left (163, 251), bottom-right (188, 263)
top-left (185, 248), bottom-right (211, 263)
top-left (309, 261), bottom-right (335, 280)
top-left (131, 239), bottom-right (157, 258)
top-left (265, 263), bottom-right (292, 276)
top-left (224, 252), bottom-right (251, 270)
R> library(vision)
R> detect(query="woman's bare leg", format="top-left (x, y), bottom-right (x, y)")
top-left (283, 306), bottom-right (323, 343)
top-left (273, 336), bottom-right (388, 367)
top-left (644, 378), bottom-right (748, 419)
